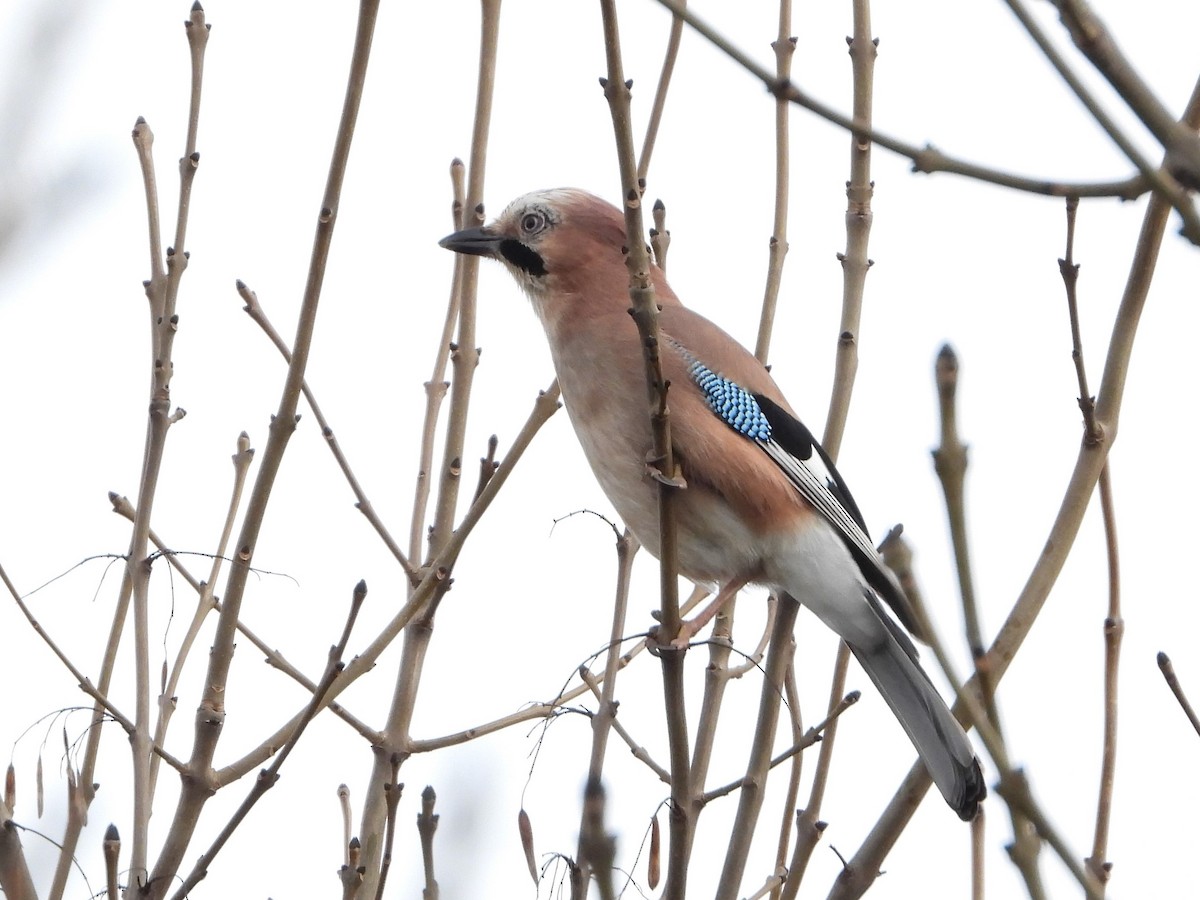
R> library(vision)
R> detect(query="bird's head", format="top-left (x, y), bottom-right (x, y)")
top-left (439, 188), bottom-right (646, 325)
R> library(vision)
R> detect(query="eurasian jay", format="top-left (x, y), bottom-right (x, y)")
top-left (439, 188), bottom-right (985, 820)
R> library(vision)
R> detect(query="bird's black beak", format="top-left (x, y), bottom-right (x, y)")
top-left (438, 226), bottom-right (503, 258)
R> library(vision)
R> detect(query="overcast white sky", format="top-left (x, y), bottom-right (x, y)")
top-left (2, 2), bottom-right (1199, 898)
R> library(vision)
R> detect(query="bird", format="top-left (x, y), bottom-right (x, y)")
top-left (439, 187), bottom-right (985, 820)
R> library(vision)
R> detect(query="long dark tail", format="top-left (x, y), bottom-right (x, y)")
top-left (848, 617), bottom-right (986, 820)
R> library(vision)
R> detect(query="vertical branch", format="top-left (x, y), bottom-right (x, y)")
top-left (1157, 653), bottom-right (1200, 737)
top-left (145, 3), bottom-right (382, 895)
top-left (1049, 0), bottom-right (1200, 187)
top-left (822, 0), bottom-right (875, 460)
top-left (148, 433), bottom-right (253, 801)
top-left (1001, 0), bottom-right (1186, 215)
top-left (167, 583), bottom-right (366, 900)
top-left (596, 4), bottom-right (691, 897)
top-left (713, 597), bottom-right (800, 900)
top-left (931, 349), bottom-right (1043, 893)
top-left (932, 347), bottom-right (986, 660)
top-left (1059, 196), bottom-right (1122, 889)
top-left (427, 0), bottom-right (502, 558)
top-left (409, 160), bottom-right (467, 565)
top-left (685, 593), bottom-right (737, 852)
top-left (583, 531), bottom-right (638, 778)
top-left (785, 7), bottom-right (878, 889)
top-left (578, 781), bottom-right (618, 900)
top-left (357, 4), bottom-right (500, 896)
top-left (108, 6), bottom-right (210, 889)
top-left (787, 642), bottom-right (848, 886)
top-left (1086, 464), bottom-right (1121, 890)
top-left (755, 0), bottom-right (794, 364)
top-left (970, 813), bottom-right (985, 900)
top-left (51, 571), bottom-right (130, 900)
top-left (829, 76), bottom-right (1200, 899)
top-left (770, 659), bottom-right (803, 900)
top-left (0, 796), bottom-right (35, 900)
top-left (576, 529), bottom-right (636, 887)
top-left (596, 1), bottom-right (679, 631)
top-left (417, 786), bottom-right (441, 899)
top-left (636, 2), bottom-right (684, 183)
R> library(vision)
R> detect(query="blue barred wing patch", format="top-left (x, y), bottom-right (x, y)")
top-left (686, 358), bottom-right (773, 441)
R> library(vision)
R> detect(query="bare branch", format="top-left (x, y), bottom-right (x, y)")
top-left (713, 597), bottom-right (799, 898)
top-left (636, 2), bottom-right (685, 183)
top-left (168, 582), bottom-right (367, 900)
top-left (754, 0), bottom-right (794, 364)
top-left (830, 71), bottom-right (1200, 900)
top-left (1157, 652), bottom-right (1200, 738)
top-left (651, 0), bottom-right (1200, 235)
top-left (146, 2), bottom-right (383, 893)
top-left (237, 281), bottom-right (417, 581)
top-left (1051, 0), bottom-right (1200, 189)
top-left (1001, 0), bottom-right (1198, 243)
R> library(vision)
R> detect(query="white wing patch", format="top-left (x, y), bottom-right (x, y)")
top-left (759, 440), bottom-right (879, 563)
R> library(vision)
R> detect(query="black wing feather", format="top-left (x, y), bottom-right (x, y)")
top-left (753, 393), bottom-right (925, 640)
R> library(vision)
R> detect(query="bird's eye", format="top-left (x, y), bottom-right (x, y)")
top-left (520, 211), bottom-right (547, 235)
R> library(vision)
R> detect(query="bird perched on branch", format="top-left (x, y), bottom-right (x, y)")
top-left (440, 188), bottom-right (985, 820)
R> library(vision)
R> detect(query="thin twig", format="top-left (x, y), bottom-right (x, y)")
top-left (597, 4), bottom-right (689, 898)
top-left (637, 1), bottom-right (685, 183)
top-left (725, 595), bottom-right (777, 678)
top-left (339, 784), bottom-right (352, 866)
top-left (358, 10), bottom-right (500, 881)
top-left (417, 785), bottom-right (440, 900)
top-left (103, 825), bottom-right (120, 900)
top-left (426, 0), bottom-right (500, 559)
top-left (411, 586), bottom-right (709, 752)
top-left (970, 811), bottom-right (985, 900)
top-left (578, 780), bottom-right (617, 900)
top-left (771, 657), bottom-right (803, 900)
top-left (651, 0), bottom-right (1189, 214)
top-left (786, 643), bottom-right (848, 886)
top-left (1086, 467), bottom-right (1121, 890)
top-left (994, 769), bottom-right (1105, 900)
top-left (1058, 195), bottom-right (1122, 890)
top-left (107, 493), bottom-right (378, 742)
top-left (371, 758), bottom-right (403, 900)
top-left (121, 6), bottom-right (210, 872)
top-left (1002, 0), bottom-right (1199, 243)
top-left (714, 597), bottom-right (800, 899)
top-left (1051, 0), bottom-right (1200, 193)
top-left (169, 583), bottom-right (367, 900)
top-left (754, 0), bottom-right (794, 364)
top-left (410, 159), bottom-right (467, 564)
top-left (148, 432), bottom-right (253, 800)
top-left (932, 347), bottom-right (985, 660)
top-left (146, 3), bottom-right (382, 894)
top-left (409, 585), bottom-right (712, 753)
top-left (0, 565), bottom-right (187, 778)
top-left (214, 384), bottom-right (560, 784)
top-left (237, 281), bottom-right (417, 581)
top-left (928, 359), bottom-right (1045, 895)
top-left (823, 0), bottom-right (875, 460)
top-left (650, 198), bottom-right (671, 271)
top-left (579, 668), bottom-right (671, 784)
top-left (1156, 653), bottom-right (1200, 738)
top-left (786, 8), bottom-right (880, 888)
top-left (0, 796), bottom-right (36, 900)
top-left (901, 581), bottom-right (1100, 899)
top-left (829, 72), bottom-right (1200, 900)
top-left (580, 530), bottom-right (641, 861)
top-left (687, 592), bottom-right (739, 842)
top-left (702, 690), bottom-right (858, 805)
top-left (576, 528), bottom-right (640, 887)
